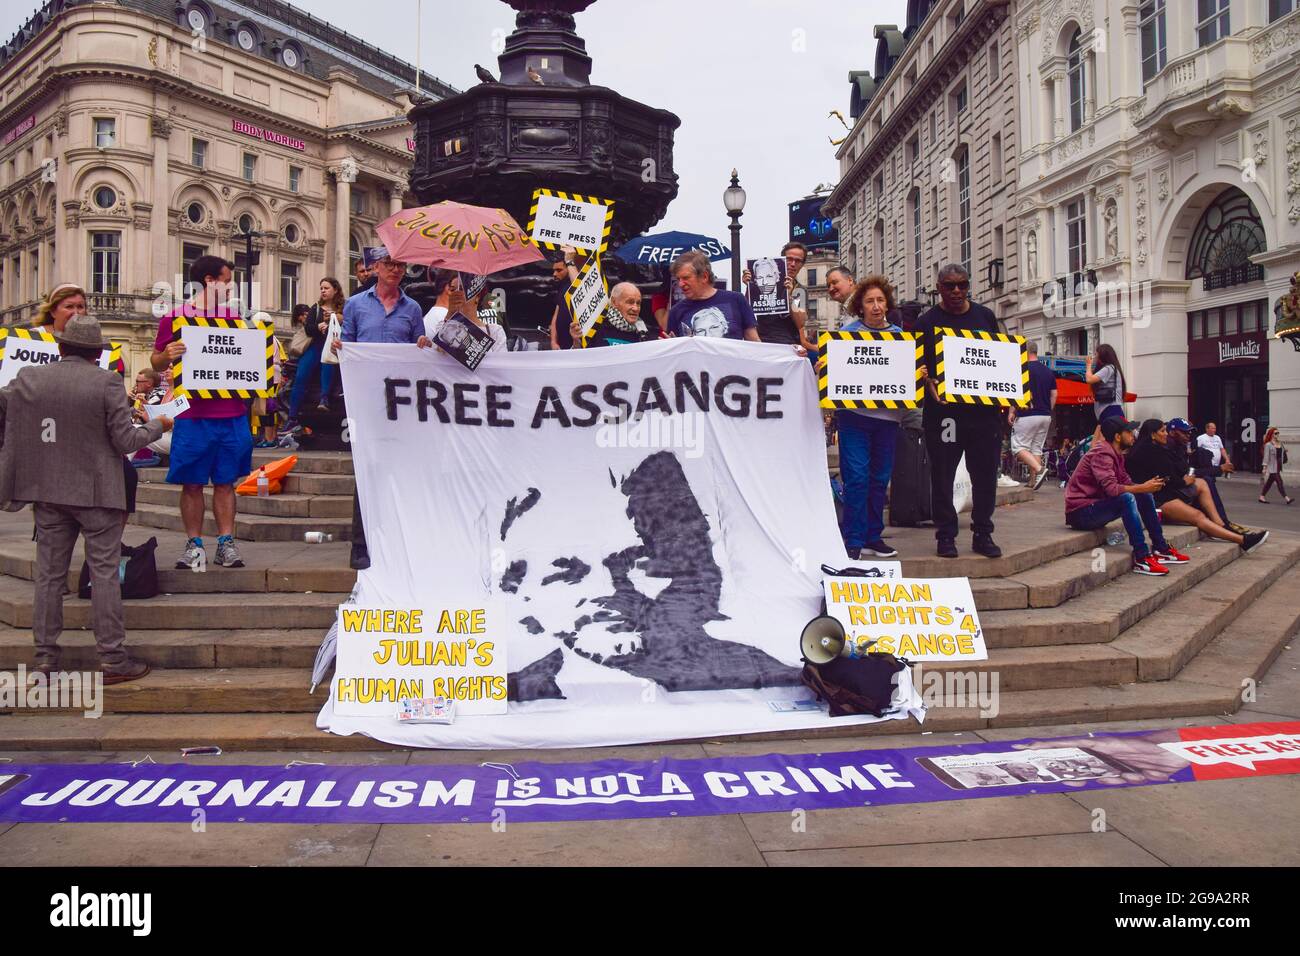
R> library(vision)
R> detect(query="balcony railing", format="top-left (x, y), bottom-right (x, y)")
top-left (1202, 263), bottom-right (1264, 291)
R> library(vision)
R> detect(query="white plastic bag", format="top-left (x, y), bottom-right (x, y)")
top-left (953, 453), bottom-right (973, 514)
top-left (320, 311), bottom-right (342, 365)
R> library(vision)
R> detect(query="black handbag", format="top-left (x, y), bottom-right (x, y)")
top-left (78, 537), bottom-right (159, 600)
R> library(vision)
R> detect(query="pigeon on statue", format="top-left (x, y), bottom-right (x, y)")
top-left (527, 66), bottom-right (545, 85)
top-left (474, 64), bottom-right (499, 85)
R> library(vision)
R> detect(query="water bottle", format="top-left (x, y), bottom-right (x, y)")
top-left (304, 532), bottom-right (334, 543)
top-left (256, 471), bottom-right (269, 497)
top-left (1106, 530), bottom-right (1125, 546)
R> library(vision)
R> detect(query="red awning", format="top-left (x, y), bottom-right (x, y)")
top-left (1054, 377), bottom-right (1137, 406)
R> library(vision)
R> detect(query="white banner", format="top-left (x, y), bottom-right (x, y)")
top-left (823, 576), bottom-right (987, 662)
top-left (324, 339), bottom-right (923, 748)
top-left (0, 331), bottom-right (120, 387)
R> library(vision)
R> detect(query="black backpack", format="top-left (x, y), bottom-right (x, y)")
top-left (78, 537), bottom-right (160, 600)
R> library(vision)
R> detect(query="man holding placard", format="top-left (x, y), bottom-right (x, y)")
top-left (916, 263), bottom-right (1005, 560)
top-left (150, 255), bottom-right (251, 571)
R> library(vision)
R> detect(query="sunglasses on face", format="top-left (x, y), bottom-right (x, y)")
top-left (940, 281), bottom-right (970, 291)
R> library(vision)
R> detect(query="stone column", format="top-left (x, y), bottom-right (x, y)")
top-left (330, 158), bottom-right (358, 279)
top-left (1051, 73), bottom-right (1066, 139)
top-left (389, 183), bottom-right (405, 218)
top-left (150, 115), bottom-right (172, 294)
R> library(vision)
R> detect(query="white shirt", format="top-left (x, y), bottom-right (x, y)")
top-left (1197, 433), bottom-right (1225, 466)
top-left (423, 305), bottom-right (449, 340)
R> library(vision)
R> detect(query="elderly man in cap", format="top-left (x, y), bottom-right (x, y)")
top-left (332, 245), bottom-right (433, 570)
top-left (0, 314), bottom-right (173, 683)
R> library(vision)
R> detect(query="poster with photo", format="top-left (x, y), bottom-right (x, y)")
top-left (746, 257), bottom-right (789, 316)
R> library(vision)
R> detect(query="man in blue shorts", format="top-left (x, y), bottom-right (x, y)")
top-left (150, 255), bottom-right (251, 570)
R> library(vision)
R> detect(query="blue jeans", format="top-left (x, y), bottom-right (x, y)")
top-left (287, 342), bottom-right (336, 419)
top-left (837, 412), bottom-right (899, 547)
top-left (1066, 492), bottom-right (1169, 560)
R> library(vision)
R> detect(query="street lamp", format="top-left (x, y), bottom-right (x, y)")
top-left (234, 227), bottom-right (261, 317)
top-left (723, 168), bottom-right (746, 292)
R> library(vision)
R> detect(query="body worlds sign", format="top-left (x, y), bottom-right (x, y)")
top-left (232, 118), bottom-right (306, 151)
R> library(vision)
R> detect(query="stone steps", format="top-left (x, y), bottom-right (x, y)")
top-left (128, 502), bottom-right (353, 542)
top-left (0, 626), bottom-right (323, 670)
top-left (134, 482), bottom-right (352, 519)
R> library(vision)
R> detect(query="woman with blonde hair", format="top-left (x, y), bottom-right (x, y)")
top-left (1259, 427), bottom-right (1292, 504)
top-left (822, 274), bottom-right (904, 559)
top-left (34, 283), bottom-right (87, 332)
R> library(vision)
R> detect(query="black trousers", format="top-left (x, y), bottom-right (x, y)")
top-left (923, 406), bottom-right (1003, 541)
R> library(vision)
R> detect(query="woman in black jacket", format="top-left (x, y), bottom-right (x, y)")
top-left (1125, 419), bottom-right (1260, 551)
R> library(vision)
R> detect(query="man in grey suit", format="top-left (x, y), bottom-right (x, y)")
top-left (0, 315), bottom-right (173, 683)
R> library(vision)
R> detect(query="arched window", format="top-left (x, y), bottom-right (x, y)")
top-left (1185, 187), bottom-right (1265, 288)
top-left (1067, 29), bottom-right (1085, 132)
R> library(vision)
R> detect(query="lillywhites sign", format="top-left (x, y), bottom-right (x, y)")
top-left (232, 119), bottom-right (305, 151)
top-left (1218, 339), bottom-right (1262, 364)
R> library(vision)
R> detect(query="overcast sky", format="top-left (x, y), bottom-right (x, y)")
top-left (4, 0), bottom-right (908, 258)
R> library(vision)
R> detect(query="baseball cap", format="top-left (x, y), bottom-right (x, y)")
top-left (1100, 417), bottom-right (1140, 442)
top-left (1166, 417), bottom-right (1194, 433)
top-left (362, 245), bottom-right (395, 269)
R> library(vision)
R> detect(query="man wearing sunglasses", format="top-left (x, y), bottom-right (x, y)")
top-left (916, 263), bottom-right (1004, 559)
top-left (333, 246), bottom-right (432, 569)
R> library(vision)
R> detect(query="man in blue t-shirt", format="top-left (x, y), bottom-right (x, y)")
top-left (667, 251), bottom-right (759, 341)
top-left (1008, 340), bottom-right (1058, 491)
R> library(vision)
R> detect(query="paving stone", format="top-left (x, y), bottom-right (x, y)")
top-left (763, 830), bottom-right (1164, 866)
top-left (742, 793), bottom-right (1093, 852)
top-left (0, 823), bottom-right (380, 866)
top-left (974, 714), bottom-right (1230, 742)
top-left (699, 730), bottom-right (972, 757)
top-left (1076, 776), bottom-right (1300, 866)
top-left (404, 743), bottom-right (709, 766)
top-left (365, 815), bottom-right (764, 866)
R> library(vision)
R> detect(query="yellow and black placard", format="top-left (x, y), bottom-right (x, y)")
top-left (528, 188), bottom-right (614, 254)
top-left (0, 327), bottom-right (123, 382)
top-left (934, 327), bottom-right (1030, 407)
top-left (170, 315), bottom-right (274, 399)
top-left (565, 253), bottom-right (610, 348)
top-left (818, 330), bottom-right (924, 409)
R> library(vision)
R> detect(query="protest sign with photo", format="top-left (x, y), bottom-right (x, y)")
top-left (528, 188), bottom-right (614, 253)
top-left (566, 253), bottom-right (610, 347)
top-left (818, 330), bottom-right (923, 409)
top-left (822, 575), bottom-right (987, 662)
top-left (333, 604), bottom-right (508, 718)
top-left (0, 329), bottom-right (122, 387)
top-left (170, 316), bottom-right (273, 398)
top-left (746, 257), bottom-right (788, 316)
top-left (934, 328), bottom-right (1029, 407)
top-left (433, 311), bottom-right (495, 370)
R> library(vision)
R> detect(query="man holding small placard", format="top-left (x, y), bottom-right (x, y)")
top-left (915, 263), bottom-right (1006, 560)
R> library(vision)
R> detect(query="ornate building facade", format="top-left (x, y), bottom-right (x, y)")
top-left (825, 1), bottom-right (1021, 325)
top-left (1013, 0), bottom-right (1300, 448)
top-left (0, 0), bottom-right (453, 373)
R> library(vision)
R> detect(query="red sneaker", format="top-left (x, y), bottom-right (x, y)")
top-left (1131, 555), bottom-right (1169, 576)
top-left (1152, 546), bottom-right (1190, 564)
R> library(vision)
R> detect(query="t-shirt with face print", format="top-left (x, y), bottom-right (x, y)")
top-left (668, 290), bottom-right (757, 341)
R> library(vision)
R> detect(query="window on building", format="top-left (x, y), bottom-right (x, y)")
top-left (993, 224), bottom-right (1005, 267)
top-left (957, 149), bottom-right (971, 276)
top-left (950, 82), bottom-right (968, 121)
top-left (1196, 0), bottom-right (1230, 47)
top-left (931, 185), bottom-right (939, 227)
top-left (93, 186), bottom-right (117, 209)
top-left (991, 132), bottom-right (1003, 182)
top-left (280, 261), bottom-right (300, 310)
top-left (349, 235), bottom-right (362, 292)
top-left (911, 189), bottom-right (922, 296)
top-left (1185, 186), bottom-right (1267, 283)
top-left (1242, 301), bottom-right (1262, 333)
top-left (872, 173), bottom-right (884, 205)
top-left (1067, 199), bottom-right (1088, 273)
top-left (1139, 1), bottom-right (1168, 86)
top-left (192, 138), bottom-right (207, 168)
top-left (94, 118), bottom-right (115, 149)
top-left (1067, 29), bottom-right (1086, 132)
top-left (807, 268), bottom-right (818, 287)
top-left (1221, 303), bottom-right (1239, 336)
top-left (181, 242), bottom-right (207, 286)
top-left (929, 110), bottom-right (937, 144)
top-left (90, 232), bottom-right (120, 294)
top-left (988, 40), bottom-right (1000, 83)
top-left (1271, 0), bottom-right (1297, 22)
top-left (30, 246), bottom-right (37, 298)
top-left (905, 133), bottom-right (920, 166)
top-left (186, 202), bottom-right (204, 225)
top-left (9, 255), bottom-right (19, 305)
top-left (1205, 308), bottom-right (1221, 337)
top-left (951, 3), bottom-right (965, 29)
top-left (1190, 312), bottom-right (1204, 340)
top-left (351, 189), bottom-right (367, 216)
top-left (289, 165), bottom-right (302, 193)
top-left (873, 219), bottom-right (885, 273)
top-left (242, 152), bottom-right (256, 182)
top-left (237, 213), bottom-right (255, 236)
top-left (808, 298), bottom-right (819, 325)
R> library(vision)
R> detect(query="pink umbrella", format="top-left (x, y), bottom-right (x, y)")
top-left (378, 201), bottom-right (544, 275)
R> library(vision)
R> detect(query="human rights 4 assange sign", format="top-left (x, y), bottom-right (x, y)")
top-left (822, 576), bottom-right (987, 662)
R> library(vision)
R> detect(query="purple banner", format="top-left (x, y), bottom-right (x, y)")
top-left (3, 722), bottom-right (1298, 825)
